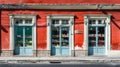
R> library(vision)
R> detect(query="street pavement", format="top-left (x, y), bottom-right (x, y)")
top-left (0, 64), bottom-right (118, 67)
top-left (0, 56), bottom-right (120, 64)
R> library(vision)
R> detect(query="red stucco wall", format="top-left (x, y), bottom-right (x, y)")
top-left (0, 10), bottom-right (120, 50)
top-left (0, 0), bottom-right (120, 4)
top-left (111, 12), bottom-right (120, 50)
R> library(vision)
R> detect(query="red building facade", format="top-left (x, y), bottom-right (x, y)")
top-left (0, 0), bottom-right (120, 57)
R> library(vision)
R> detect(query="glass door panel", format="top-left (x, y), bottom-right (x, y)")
top-left (25, 27), bottom-right (32, 47)
top-left (61, 26), bottom-right (69, 56)
top-left (88, 27), bottom-right (96, 47)
top-left (14, 26), bottom-right (24, 55)
top-left (98, 27), bottom-right (105, 46)
top-left (51, 26), bottom-right (60, 47)
top-left (51, 26), bottom-right (60, 55)
top-left (15, 26), bottom-right (23, 47)
top-left (61, 27), bottom-right (69, 47)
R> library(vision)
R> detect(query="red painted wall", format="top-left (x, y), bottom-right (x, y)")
top-left (0, 0), bottom-right (120, 4)
top-left (0, 10), bottom-right (120, 50)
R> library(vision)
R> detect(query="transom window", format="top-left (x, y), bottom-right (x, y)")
top-left (89, 19), bottom-right (105, 26)
top-left (52, 20), bottom-right (59, 24)
top-left (14, 18), bottom-right (32, 25)
top-left (62, 20), bottom-right (69, 24)
top-left (51, 19), bottom-right (69, 25)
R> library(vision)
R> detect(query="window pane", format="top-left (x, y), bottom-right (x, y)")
top-left (25, 19), bottom-right (32, 24)
top-left (98, 27), bottom-right (105, 46)
top-left (51, 27), bottom-right (60, 47)
top-left (61, 27), bottom-right (69, 47)
top-left (52, 20), bottom-right (59, 24)
top-left (98, 20), bottom-right (105, 24)
top-left (25, 27), bottom-right (32, 47)
top-left (89, 20), bottom-right (96, 24)
top-left (15, 19), bottom-right (23, 24)
top-left (15, 26), bottom-right (23, 47)
top-left (89, 27), bottom-right (96, 34)
top-left (62, 20), bottom-right (69, 24)
top-left (88, 27), bottom-right (96, 46)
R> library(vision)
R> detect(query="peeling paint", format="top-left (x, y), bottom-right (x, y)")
top-left (75, 45), bottom-right (83, 50)
top-left (38, 48), bottom-right (46, 50)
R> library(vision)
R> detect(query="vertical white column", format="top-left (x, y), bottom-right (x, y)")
top-left (33, 16), bottom-right (37, 50)
top-left (84, 16), bottom-right (88, 50)
top-left (70, 16), bottom-right (74, 51)
top-left (9, 15), bottom-right (14, 50)
top-left (106, 16), bottom-right (111, 55)
top-left (47, 16), bottom-right (51, 50)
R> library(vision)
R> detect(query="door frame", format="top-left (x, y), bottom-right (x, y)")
top-left (84, 14), bottom-right (111, 55)
top-left (47, 14), bottom-right (74, 56)
top-left (9, 14), bottom-right (37, 55)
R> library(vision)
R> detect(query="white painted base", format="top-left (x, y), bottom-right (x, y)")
top-left (108, 50), bottom-right (120, 57)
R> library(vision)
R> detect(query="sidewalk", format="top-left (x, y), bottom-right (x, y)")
top-left (0, 56), bottom-right (120, 64)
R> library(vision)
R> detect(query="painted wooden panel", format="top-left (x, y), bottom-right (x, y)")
top-left (88, 47), bottom-right (105, 55)
top-left (61, 47), bottom-right (69, 56)
top-left (51, 47), bottom-right (61, 56)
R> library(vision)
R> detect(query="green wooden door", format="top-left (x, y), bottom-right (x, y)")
top-left (14, 26), bottom-right (33, 55)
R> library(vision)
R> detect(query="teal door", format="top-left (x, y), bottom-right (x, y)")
top-left (88, 20), bottom-right (106, 55)
top-left (51, 20), bottom-right (70, 56)
top-left (14, 26), bottom-right (33, 55)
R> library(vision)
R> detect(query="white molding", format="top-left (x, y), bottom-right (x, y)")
top-left (47, 15), bottom-right (74, 55)
top-left (106, 15), bottom-right (111, 55)
top-left (84, 16), bottom-right (88, 50)
top-left (47, 16), bottom-right (51, 50)
top-left (84, 14), bottom-right (111, 55)
top-left (108, 50), bottom-right (120, 57)
top-left (9, 16), bottom-right (14, 50)
top-left (9, 14), bottom-right (37, 51)
top-left (33, 16), bottom-right (37, 50)
top-left (47, 14), bottom-right (75, 19)
top-left (70, 16), bottom-right (74, 50)
top-left (2, 4), bottom-right (120, 10)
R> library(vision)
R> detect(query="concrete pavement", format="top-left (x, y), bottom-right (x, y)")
top-left (0, 56), bottom-right (120, 64)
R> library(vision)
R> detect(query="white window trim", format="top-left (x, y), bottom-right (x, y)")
top-left (47, 14), bottom-right (74, 55)
top-left (84, 14), bottom-right (111, 55)
top-left (9, 14), bottom-right (37, 51)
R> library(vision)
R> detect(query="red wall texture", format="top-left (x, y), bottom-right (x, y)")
top-left (0, 10), bottom-right (120, 50)
top-left (0, 0), bottom-right (120, 4)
